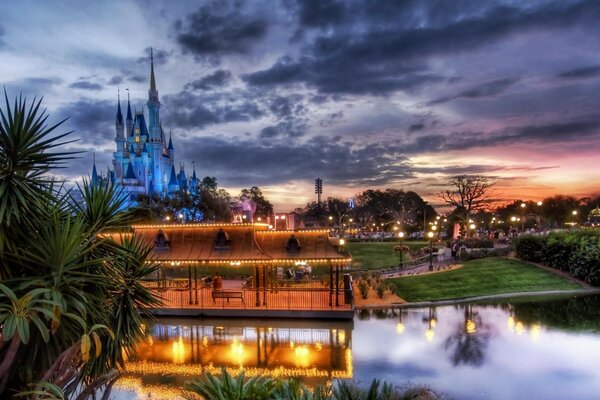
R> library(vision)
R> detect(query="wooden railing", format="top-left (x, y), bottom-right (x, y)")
top-left (150, 287), bottom-right (351, 311)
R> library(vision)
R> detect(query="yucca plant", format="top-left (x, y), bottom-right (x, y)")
top-left (0, 93), bottom-right (159, 399)
top-left (185, 369), bottom-right (277, 400)
top-left (185, 370), bottom-right (442, 400)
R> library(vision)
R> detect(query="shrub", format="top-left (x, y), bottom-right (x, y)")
top-left (459, 247), bottom-right (512, 261)
top-left (358, 280), bottom-right (370, 299)
top-left (376, 282), bottom-right (385, 298)
top-left (463, 238), bottom-right (494, 248)
top-left (514, 235), bottom-right (547, 262)
top-left (515, 230), bottom-right (600, 287)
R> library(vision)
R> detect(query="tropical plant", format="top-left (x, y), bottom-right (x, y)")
top-left (358, 280), bottom-right (370, 299)
top-left (0, 93), bottom-right (159, 398)
top-left (185, 369), bottom-right (443, 400)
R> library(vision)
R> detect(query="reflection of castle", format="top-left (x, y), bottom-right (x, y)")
top-left (115, 319), bottom-right (353, 398)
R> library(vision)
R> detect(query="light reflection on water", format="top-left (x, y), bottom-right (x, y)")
top-left (111, 295), bottom-right (600, 400)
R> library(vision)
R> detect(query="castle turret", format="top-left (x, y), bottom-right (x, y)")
top-left (147, 48), bottom-right (160, 141)
top-left (115, 91), bottom-right (124, 138)
top-left (125, 90), bottom-right (133, 139)
top-left (114, 91), bottom-right (126, 180)
top-left (177, 163), bottom-right (188, 192)
top-left (168, 164), bottom-right (179, 192)
top-left (168, 132), bottom-right (174, 161)
top-left (91, 154), bottom-right (99, 186)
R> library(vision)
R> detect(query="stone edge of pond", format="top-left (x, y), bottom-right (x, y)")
top-left (356, 288), bottom-right (600, 310)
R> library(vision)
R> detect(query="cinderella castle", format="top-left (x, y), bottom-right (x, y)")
top-left (91, 49), bottom-right (198, 200)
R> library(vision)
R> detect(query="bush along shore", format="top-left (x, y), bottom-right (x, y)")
top-left (184, 369), bottom-right (444, 400)
top-left (514, 230), bottom-right (600, 286)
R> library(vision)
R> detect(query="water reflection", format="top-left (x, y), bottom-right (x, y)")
top-left (443, 305), bottom-right (491, 367)
top-left (113, 295), bottom-right (600, 400)
top-left (352, 295), bottom-right (600, 400)
top-left (114, 318), bottom-right (353, 399)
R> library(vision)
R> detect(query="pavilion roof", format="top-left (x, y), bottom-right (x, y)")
top-left (122, 223), bottom-right (348, 265)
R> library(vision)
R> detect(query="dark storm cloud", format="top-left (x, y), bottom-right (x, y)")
top-left (259, 119), bottom-right (308, 139)
top-left (185, 70), bottom-right (232, 90)
top-left (408, 123), bottom-right (425, 133)
top-left (0, 23), bottom-right (5, 48)
top-left (175, 1), bottom-right (269, 58)
top-left (413, 164), bottom-right (558, 176)
top-left (557, 65), bottom-right (600, 80)
top-left (177, 135), bottom-right (414, 187)
top-left (107, 76), bottom-right (123, 85)
top-left (427, 77), bottom-right (520, 105)
top-left (246, 0), bottom-right (600, 95)
top-left (320, 111), bottom-right (344, 128)
top-left (163, 90), bottom-right (264, 129)
top-left (400, 118), bottom-right (600, 154)
top-left (295, 0), bottom-right (346, 28)
top-left (268, 94), bottom-right (306, 119)
top-left (56, 99), bottom-right (115, 146)
top-left (129, 76), bottom-right (146, 84)
top-left (4, 77), bottom-right (63, 97)
top-left (69, 81), bottom-right (103, 91)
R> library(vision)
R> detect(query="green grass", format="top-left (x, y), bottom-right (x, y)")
top-left (346, 241), bottom-right (430, 270)
top-left (390, 257), bottom-right (583, 302)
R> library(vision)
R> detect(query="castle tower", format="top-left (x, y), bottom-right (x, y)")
top-left (113, 91), bottom-right (125, 179)
top-left (98, 47), bottom-right (181, 204)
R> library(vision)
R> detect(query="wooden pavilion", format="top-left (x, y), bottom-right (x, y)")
top-left (119, 223), bottom-right (353, 318)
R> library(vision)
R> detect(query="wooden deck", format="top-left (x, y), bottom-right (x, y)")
top-left (147, 287), bottom-right (353, 319)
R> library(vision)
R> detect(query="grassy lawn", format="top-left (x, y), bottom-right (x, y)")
top-left (390, 257), bottom-right (583, 302)
top-left (346, 241), bottom-right (430, 270)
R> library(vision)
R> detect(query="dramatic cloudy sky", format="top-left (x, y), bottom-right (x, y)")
top-left (1, 0), bottom-right (599, 210)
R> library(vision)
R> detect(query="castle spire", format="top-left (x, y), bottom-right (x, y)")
top-left (150, 47), bottom-right (156, 92)
top-left (91, 153), bottom-right (98, 183)
top-left (126, 89), bottom-right (132, 121)
top-left (116, 89), bottom-right (123, 124)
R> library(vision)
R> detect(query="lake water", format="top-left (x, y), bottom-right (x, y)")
top-left (111, 294), bottom-right (600, 400)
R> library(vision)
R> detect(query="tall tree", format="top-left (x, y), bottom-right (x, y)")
top-left (440, 175), bottom-right (495, 232)
top-left (239, 186), bottom-right (273, 218)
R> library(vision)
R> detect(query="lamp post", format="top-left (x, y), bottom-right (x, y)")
top-left (339, 238), bottom-right (345, 254)
top-left (178, 212), bottom-right (184, 224)
top-left (536, 201), bottom-right (543, 229)
top-left (520, 202), bottom-right (526, 232)
top-left (398, 232), bottom-right (405, 269)
top-left (427, 231), bottom-right (434, 271)
top-left (469, 223), bottom-right (476, 249)
top-left (572, 210), bottom-right (578, 227)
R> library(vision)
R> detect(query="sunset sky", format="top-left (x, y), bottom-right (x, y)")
top-left (1, 0), bottom-right (599, 210)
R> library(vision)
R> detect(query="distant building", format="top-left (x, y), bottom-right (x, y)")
top-left (91, 49), bottom-right (198, 201)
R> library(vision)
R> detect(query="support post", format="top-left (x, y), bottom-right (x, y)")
top-left (188, 266), bottom-right (192, 305)
top-left (335, 264), bottom-right (340, 307)
top-left (255, 266), bottom-right (260, 307)
top-left (194, 265), bottom-right (198, 305)
top-left (329, 261), bottom-right (333, 307)
top-left (262, 265), bottom-right (267, 306)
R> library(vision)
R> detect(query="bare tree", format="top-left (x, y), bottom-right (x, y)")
top-left (439, 175), bottom-right (495, 233)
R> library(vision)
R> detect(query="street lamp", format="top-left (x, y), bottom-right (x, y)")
top-left (178, 212), bottom-right (184, 224)
top-left (339, 238), bottom-right (345, 253)
top-left (572, 210), bottom-right (578, 226)
top-left (520, 203), bottom-right (526, 232)
top-left (427, 231), bottom-right (434, 271)
top-left (469, 223), bottom-right (476, 249)
top-left (536, 201), bottom-right (543, 228)
top-left (398, 232), bottom-right (405, 269)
